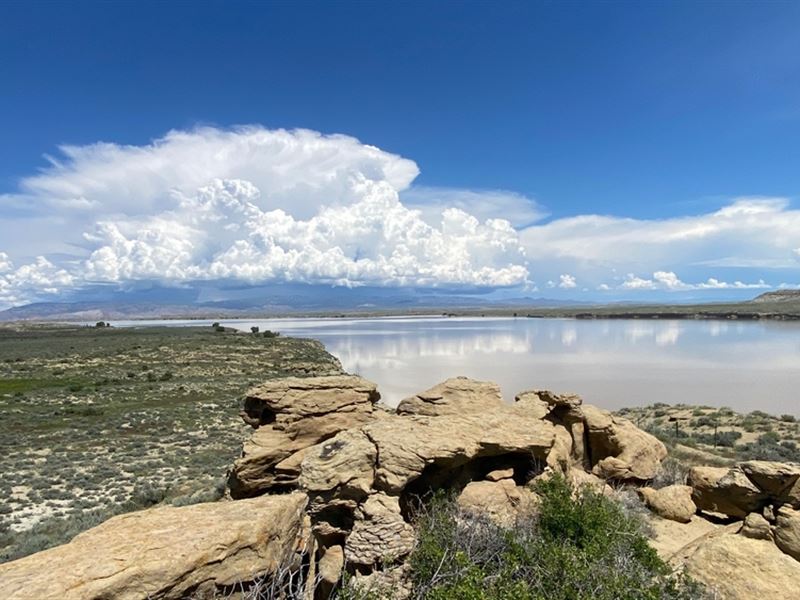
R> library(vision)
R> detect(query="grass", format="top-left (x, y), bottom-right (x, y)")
top-left (0, 323), bottom-right (342, 563)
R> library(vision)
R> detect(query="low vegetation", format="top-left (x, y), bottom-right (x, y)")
top-left (617, 403), bottom-right (800, 466)
top-left (0, 323), bottom-right (341, 563)
top-left (399, 475), bottom-right (704, 600)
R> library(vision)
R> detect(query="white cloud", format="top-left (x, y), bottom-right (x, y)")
top-left (520, 197), bottom-right (800, 275)
top-left (79, 178), bottom-right (529, 288)
top-left (401, 186), bottom-right (545, 228)
top-left (558, 274), bottom-right (577, 289)
top-left (0, 253), bottom-right (12, 274)
top-left (0, 127), bottom-right (532, 306)
top-left (618, 271), bottom-right (769, 292)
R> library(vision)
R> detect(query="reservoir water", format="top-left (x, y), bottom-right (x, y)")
top-left (106, 316), bottom-right (800, 414)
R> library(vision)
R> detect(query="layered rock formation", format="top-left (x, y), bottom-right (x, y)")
top-left (4, 371), bottom-right (799, 600)
top-left (0, 493), bottom-right (309, 600)
top-left (229, 375), bottom-right (380, 497)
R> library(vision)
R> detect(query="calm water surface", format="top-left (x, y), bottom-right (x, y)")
top-left (107, 317), bottom-right (800, 414)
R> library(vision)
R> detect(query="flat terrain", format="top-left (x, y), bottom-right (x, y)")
top-left (617, 403), bottom-right (800, 467)
top-left (0, 324), bottom-right (341, 562)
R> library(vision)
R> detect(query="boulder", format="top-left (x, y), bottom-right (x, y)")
top-left (363, 409), bottom-right (555, 494)
top-left (486, 468), bottom-right (514, 482)
top-left (317, 545), bottom-right (344, 598)
top-left (672, 527), bottom-right (800, 599)
top-left (396, 376), bottom-right (503, 416)
top-left (344, 493), bottom-right (416, 567)
top-left (647, 515), bottom-right (720, 560)
top-left (775, 505), bottom-right (800, 562)
top-left (457, 479), bottom-right (538, 526)
top-left (229, 375), bottom-right (380, 497)
top-left (0, 493), bottom-right (308, 600)
top-left (739, 460), bottom-right (800, 508)
top-left (639, 485), bottom-right (695, 523)
top-left (581, 404), bottom-right (667, 481)
top-left (567, 469), bottom-right (614, 495)
top-left (688, 466), bottom-right (768, 518)
top-left (741, 512), bottom-right (773, 541)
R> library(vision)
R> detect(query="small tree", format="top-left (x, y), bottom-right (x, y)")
top-left (251, 326), bottom-right (260, 334)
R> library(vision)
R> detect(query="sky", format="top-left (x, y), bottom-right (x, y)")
top-left (1, 0), bottom-right (800, 308)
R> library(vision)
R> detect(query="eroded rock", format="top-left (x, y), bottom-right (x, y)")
top-left (639, 485), bottom-right (696, 523)
top-left (581, 404), bottom-right (667, 481)
top-left (741, 512), bottom-right (772, 541)
top-left (673, 527), bottom-right (800, 599)
top-left (688, 465), bottom-right (768, 518)
top-left (0, 493), bottom-right (309, 600)
top-left (396, 376), bottom-right (503, 416)
top-left (457, 479), bottom-right (538, 526)
top-left (775, 505), bottom-right (800, 561)
top-left (229, 375), bottom-right (380, 497)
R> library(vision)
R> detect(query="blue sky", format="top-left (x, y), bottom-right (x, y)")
top-left (1, 0), bottom-right (799, 307)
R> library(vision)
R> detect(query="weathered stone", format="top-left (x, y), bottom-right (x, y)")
top-left (317, 545), bottom-right (344, 598)
top-left (457, 479), bottom-right (537, 526)
top-left (0, 493), bottom-right (308, 600)
top-left (639, 485), bottom-right (695, 523)
top-left (581, 405), bottom-right (667, 481)
top-left (521, 389), bottom-right (583, 409)
top-left (741, 512), bottom-right (773, 540)
top-left (345, 494), bottom-right (416, 566)
top-left (230, 375), bottom-right (380, 497)
top-left (486, 468), bottom-right (514, 481)
top-left (740, 461), bottom-right (800, 497)
top-left (672, 527), bottom-right (800, 599)
top-left (396, 376), bottom-right (503, 416)
top-left (567, 469), bottom-right (614, 495)
top-left (775, 505), bottom-right (800, 562)
top-left (363, 410), bottom-right (555, 494)
top-left (688, 466), bottom-right (768, 518)
top-left (241, 375), bottom-right (380, 436)
top-left (647, 515), bottom-right (720, 560)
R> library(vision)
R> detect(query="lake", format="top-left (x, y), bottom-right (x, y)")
top-left (105, 316), bottom-right (800, 414)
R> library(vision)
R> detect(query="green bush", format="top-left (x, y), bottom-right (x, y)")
top-left (407, 475), bottom-right (704, 600)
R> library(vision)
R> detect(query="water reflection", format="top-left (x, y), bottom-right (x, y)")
top-left (109, 316), bottom-right (800, 415)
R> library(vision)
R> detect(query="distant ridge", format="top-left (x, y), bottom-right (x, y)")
top-left (752, 290), bottom-right (800, 303)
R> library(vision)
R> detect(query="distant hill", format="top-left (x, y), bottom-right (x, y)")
top-left (752, 290), bottom-right (800, 303)
top-left (0, 293), bottom-right (588, 322)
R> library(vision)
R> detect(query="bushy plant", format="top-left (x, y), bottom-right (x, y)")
top-left (407, 475), bottom-right (705, 600)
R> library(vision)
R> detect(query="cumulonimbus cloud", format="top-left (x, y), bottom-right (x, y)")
top-left (0, 125), bottom-right (797, 308)
top-left (0, 127), bottom-right (531, 307)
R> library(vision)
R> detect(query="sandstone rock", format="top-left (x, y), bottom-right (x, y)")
top-left (241, 375), bottom-right (380, 436)
top-left (457, 479), bottom-right (538, 526)
top-left (520, 389), bottom-right (583, 409)
top-left (230, 375), bottom-right (380, 497)
top-left (647, 515), bottom-right (720, 560)
top-left (775, 505), bottom-right (800, 562)
top-left (345, 494), bottom-right (416, 567)
top-left (639, 485), bottom-right (695, 523)
top-left (0, 493), bottom-right (308, 600)
top-left (486, 468), bottom-right (514, 481)
top-left (567, 469), bottom-right (614, 495)
top-left (740, 460), bottom-right (800, 498)
top-left (317, 545), bottom-right (344, 598)
top-left (396, 376), bottom-right (503, 416)
top-left (581, 404), bottom-right (667, 481)
top-left (688, 465), bottom-right (768, 518)
top-left (741, 512), bottom-right (772, 540)
top-left (363, 410), bottom-right (555, 494)
top-left (672, 527), bottom-right (800, 599)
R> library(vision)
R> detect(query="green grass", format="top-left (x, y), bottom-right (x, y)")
top-left (0, 323), bottom-right (343, 563)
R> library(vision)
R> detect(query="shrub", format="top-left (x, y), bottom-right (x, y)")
top-left (262, 330), bottom-right (280, 338)
top-left (251, 326), bottom-right (260, 334)
top-left (781, 414), bottom-right (797, 423)
top-left (407, 475), bottom-right (705, 599)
